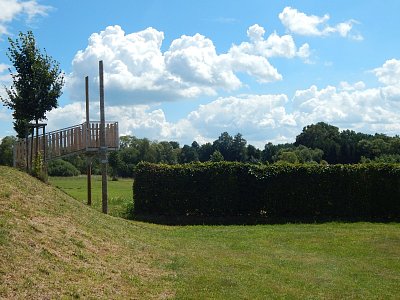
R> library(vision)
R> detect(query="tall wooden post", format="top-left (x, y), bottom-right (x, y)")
top-left (99, 60), bottom-right (108, 214)
top-left (43, 125), bottom-right (46, 162)
top-left (25, 132), bottom-right (29, 172)
top-left (30, 129), bottom-right (34, 171)
top-left (85, 76), bottom-right (92, 206)
top-left (43, 125), bottom-right (48, 181)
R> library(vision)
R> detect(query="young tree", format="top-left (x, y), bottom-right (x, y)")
top-left (209, 150), bottom-right (224, 162)
top-left (0, 31), bottom-right (64, 138)
top-left (213, 132), bottom-right (233, 161)
top-left (231, 133), bottom-right (247, 162)
top-left (0, 136), bottom-right (16, 166)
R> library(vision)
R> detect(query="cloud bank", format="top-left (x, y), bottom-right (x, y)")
top-left (67, 24), bottom-right (309, 104)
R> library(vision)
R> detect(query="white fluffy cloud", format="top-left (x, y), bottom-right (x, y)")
top-left (0, 0), bottom-right (50, 35)
top-left (373, 58), bottom-right (400, 86)
top-left (279, 7), bottom-right (362, 40)
top-left (46, 102), bottom-right (86, 131)
top-left (241, 24), bottom-right (310, 59)
top-left (68, 24), bottom-right (309, 104)
top-left (227, 24), bottom-right (310, 79)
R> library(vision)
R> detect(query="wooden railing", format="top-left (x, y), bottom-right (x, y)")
top-left (14, 121), bottom-right (119, 169)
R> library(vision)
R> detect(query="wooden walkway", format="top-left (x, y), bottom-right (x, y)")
top-left (14, 121), bottom-right (119, 168)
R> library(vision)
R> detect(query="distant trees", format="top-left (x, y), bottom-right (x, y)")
top-left (179, 145), bottom-right (199, 163)
top-left (50, 121), bottom-right (400, 178)
top-left (295, 122), bottom-right (341, 163)
top-left (210, 150), bottom-right (224, 162)
top-left (198, 143), bottom-right (214, 162)
top-left (0, 31), bottom-right (64, 138)
top-left (273, 145), bottom-right (323, 164)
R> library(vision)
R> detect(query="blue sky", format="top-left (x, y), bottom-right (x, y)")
top-left (1, 0), bottom-right (400, 147)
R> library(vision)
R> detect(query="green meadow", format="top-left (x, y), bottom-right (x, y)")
top-left (49, 175), bottom-right (133, 218)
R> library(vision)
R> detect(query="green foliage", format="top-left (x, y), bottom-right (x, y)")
top-left (198, 142), bottom-right (214, 162)
top-left (246, 144), bottom-right (261, 163)
top-left (295, 122), bottom-right (341, 163)
top-left (0, 31), bottom-right (64, 137)
top-left (361, 154), bottom-right (400, 164)
top-left (31, 152), bottom-right (48, 182)
top-left (0, 136), bottom-right (16, 166)
top-left (209, 150), bottom-right (224, 162)
top-left (134, 162), bottom-right (400, 223)
top-left (276, 151), bottom-right (299, 163)
top-left (179, 144), bottom-right (199, 163)
top-left (62, 154), bottom-right (87, 174)
top-left (213, 132), bottom-right (233, 160)
top-left (48, 159), bottom-right (80, 177)
top-left (274, 145), bottom-right (323, 163)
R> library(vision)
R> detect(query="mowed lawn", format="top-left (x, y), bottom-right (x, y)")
top-left (38, 174), bottom-right (400, 298)
top-left (49, 175), bottom-right (133, 218)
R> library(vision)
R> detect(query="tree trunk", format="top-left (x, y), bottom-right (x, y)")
top-left (35, 118), bottom-right (39, 160)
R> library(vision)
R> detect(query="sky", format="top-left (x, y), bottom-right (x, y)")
top-left (1, 0), bottom-right (400, 147)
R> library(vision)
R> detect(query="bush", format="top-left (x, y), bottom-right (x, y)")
top-left (133, 162), bottom-right (400, 223)
top-left (48, 159), bottom-right (80, 177)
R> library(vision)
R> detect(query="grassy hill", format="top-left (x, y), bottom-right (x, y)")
top-left (0, 167), bottom-right (174, 299)
top-left (1, 166), bottom-right (400, 299)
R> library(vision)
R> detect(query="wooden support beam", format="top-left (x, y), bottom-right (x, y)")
top-left (85, 76), bottom-right (92, 206)
top-left (99, 60), bottom-right (108, 214)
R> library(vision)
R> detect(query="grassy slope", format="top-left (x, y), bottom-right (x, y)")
top-left (49, 176), bottom-right (133, 218)
top-left (0, 167), bottom-right (174, 299)
top-left (1, 166), bottom-right (400, 299)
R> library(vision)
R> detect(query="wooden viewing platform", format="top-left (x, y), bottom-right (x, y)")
top-left (14, 121), bottom-right (119, 168)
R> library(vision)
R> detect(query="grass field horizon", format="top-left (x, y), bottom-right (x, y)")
top-left (2, 167), bottom-right (400, 298)
top-left (49, 175), bottom-right (133, 218)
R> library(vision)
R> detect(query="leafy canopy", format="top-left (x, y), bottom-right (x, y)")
top-left (1, 31), bottom-right (64, 137)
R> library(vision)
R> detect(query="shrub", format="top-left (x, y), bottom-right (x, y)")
top-left (133, 162), bottom-right (400, 223)
top-left (48, 159), bottom-right (80, 177)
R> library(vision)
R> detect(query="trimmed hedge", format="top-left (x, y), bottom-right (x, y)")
top-left (133, 162), bottom-right (400, 223)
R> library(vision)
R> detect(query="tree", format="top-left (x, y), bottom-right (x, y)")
top-left (213, 132), bottom-right (233, 161)
top-left (157, 141), bottom-right (178, 164)
top-left (231, 133), bottom-right (247, 162)
top-left (179, 145), bottom-right (199, 163)
top-left (210, 150), bottom-right (224, 162)
top-left (169, 141), bottom-right (180, 149)
top-left (1, 31), bottom-right (64, 138)
top-left (276, 151), bottom-right (298, 164)
top-left (295, 122), bottom-right (341, 163)
top-left (0, 136), bottom-right (16, 166)
top-left (246, 144), bottom-right (261, 163)
top-left (358, 138), bottom-right (390, 159)
top-left (262, 142), bottom-right (276, 163)
top-left (198, 142), bottom-right (214, 162)
top-left (339, 129), bottom-right (369, 163)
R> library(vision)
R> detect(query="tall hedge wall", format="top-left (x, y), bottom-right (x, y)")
top-left (133, 162), bottom-right (400, 223)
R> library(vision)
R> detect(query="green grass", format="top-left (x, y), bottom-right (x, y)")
top-left (49, 175), bottom-right (133, 218)
top-left (1, 166), bottom-right (400, 299)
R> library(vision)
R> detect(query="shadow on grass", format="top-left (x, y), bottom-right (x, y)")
top-left (132, 214), bottom-right (400, 226)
